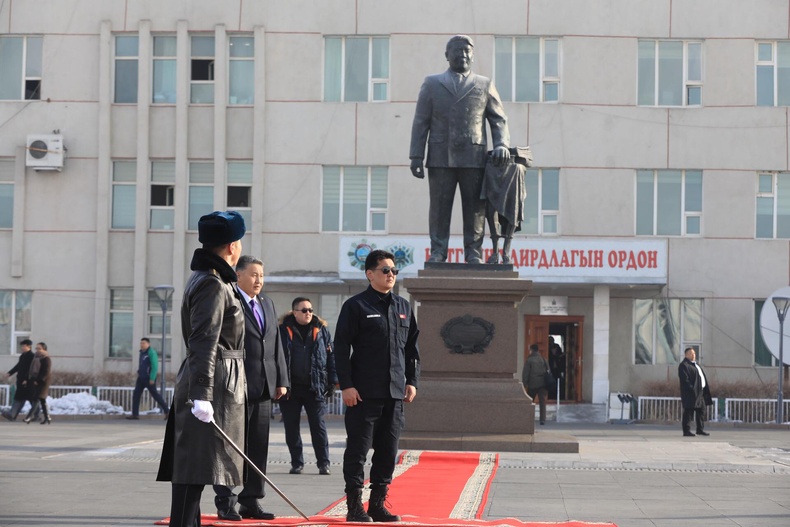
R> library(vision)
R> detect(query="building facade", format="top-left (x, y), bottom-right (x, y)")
top-left (1, 0), bottom-right (788, 404)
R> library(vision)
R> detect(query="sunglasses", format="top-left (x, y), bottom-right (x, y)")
top-left (297, 308), bottom-right (314, 314)
top-left (374, 267), bottom-right (399, 276)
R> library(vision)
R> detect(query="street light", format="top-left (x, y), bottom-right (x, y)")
top-left (153, 285), bottom-right (174, 412)
top-left (771, 296), bottom-right (790, 424)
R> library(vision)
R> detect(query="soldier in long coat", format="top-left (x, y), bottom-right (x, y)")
top-left (157, 211), bottom-right (247, 527)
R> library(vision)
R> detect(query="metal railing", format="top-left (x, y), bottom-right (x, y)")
top-left (637, 396), bottom-right (719, 422)
top-left (48, 385), bottom-right (93, 398)
top-left (724, 398), bottom-right (790, 424)
top-left (0, 385), bottom-right (9, 406)
top-left (95, 386), bottom-right (174, 413)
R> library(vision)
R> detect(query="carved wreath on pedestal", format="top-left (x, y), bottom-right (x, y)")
top-left (440, 315), bottom-right (495, 354)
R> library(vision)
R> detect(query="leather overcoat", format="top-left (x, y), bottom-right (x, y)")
top-left (678, 357), bottom-right (713, 410)
top-left (157, 248), bottom-right (247, 486)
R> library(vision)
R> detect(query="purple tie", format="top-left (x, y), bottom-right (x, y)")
top-left (250, 299), bottom-right (264, 331)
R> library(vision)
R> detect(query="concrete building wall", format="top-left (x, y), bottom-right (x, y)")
top-left (0, 0), bottom-right (788, 402)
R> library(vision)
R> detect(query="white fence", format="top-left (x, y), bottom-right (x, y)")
top-left (637, 396), bottom-right (719, 422)
top-left (724, 398), bottom-right (790, 424)
top-left (95, 386), bottom-right (174, 413)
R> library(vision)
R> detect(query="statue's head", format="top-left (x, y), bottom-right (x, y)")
top-left (445, 35), bottom-right (474, 74)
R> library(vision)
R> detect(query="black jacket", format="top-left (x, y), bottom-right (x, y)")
top-left (678, 357), bottom-right (713, 409)
top-left (240, 290), bottom-right (289, 401)
top-left (279, 312), bottom-right (338, 402)
top-left (158, 248), bottom-right (246, 486)
top-left (334, 286), bottom-right (420, 399)
top-left (7, 350), bottom-right (34, 401)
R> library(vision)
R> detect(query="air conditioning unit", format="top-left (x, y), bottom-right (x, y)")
top-left (26, 134), bottom-right (64, 171)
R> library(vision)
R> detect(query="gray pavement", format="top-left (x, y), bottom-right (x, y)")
top-left (0, 415), bottom-right (788, 527)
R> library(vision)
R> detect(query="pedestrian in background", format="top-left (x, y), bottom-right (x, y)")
top-left (279, 297), bottom-right (337, 476)
top-left (3, 339), bottom-right (34, 422)
top-left (126, 338), bottom-right (169, 420)
top-left (522, 343), bottom-right (549, 425)
top-left (23, 342), bottom-right (52, 424)
top-left (678, 347), bottom-right (713, 437)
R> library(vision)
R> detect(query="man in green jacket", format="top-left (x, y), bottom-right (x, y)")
top-left (127, 337), bottom-right (169, 420)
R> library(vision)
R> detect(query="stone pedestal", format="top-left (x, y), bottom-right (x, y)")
top-left (400, 265), bottom-right (536, 451)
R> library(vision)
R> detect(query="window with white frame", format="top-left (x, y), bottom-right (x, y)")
top-left (521, 168), bottom-right (559, 235)
top-left (188, 163), bottom-right (214, 231)
top-left (227, 162), bottom-right (252, 227)
top-left (229, 36), bottom-right (254, 105)
top-left (111, 161), bottom-right (136, 229)
top-left (322, 166), bottom-right (388, 232)
top-left (756, 42), bottom-right (790, 106)
top-left (191, 35), bottom-right (215, 104)
top-left (147, 289), bottom-right (172, 358)
top-left (755, 171), bottom-right (790, 238)
top-left (150, 161), bottom-right (175, 230)
top-left (108, 289), bottom-right (133, 358)
top-left (635, 298), bottom-right (702, 365)
top-left (495, 37), bottom-right (560, 102)
top-left (754, 300), bottom-right (780, 366)
top-left (638, 40), bottom-right (702, 106)
top-left (0, 290), bottom-right (32, 356)
top-left (0, 160), bottom-right (14, 228)
top-left (324, 36), bottom-right (389, 102)
top-left (0, 36), bottom-right (42, 100)
top-left (114, 35), bottom-right (138, 103)
top-left (152, 36), bottom-right (177, 104)
top-left (636, 169), bottom-right (702, 236)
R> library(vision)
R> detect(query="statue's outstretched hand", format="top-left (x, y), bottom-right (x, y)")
top-left (492, 146), bottom-right (511, 167)
top-left (410, 159), bottom-right (425, 179)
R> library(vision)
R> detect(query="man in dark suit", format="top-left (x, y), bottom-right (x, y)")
top-left (410, 34), bottom-right (511, 264)
top-left (213, 255), bottom-right (289, 521)
top-left (678, 347), bottom-right (713, 437)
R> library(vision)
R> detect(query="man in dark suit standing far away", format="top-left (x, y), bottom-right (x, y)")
top-left (213, 255), bottom-right (289, 521)
top-left (410, 34), bottom-right (511, 264)
top-left (678, 347), bottom-right (713, 437)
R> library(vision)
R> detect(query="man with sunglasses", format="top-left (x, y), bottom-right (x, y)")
top-left (334, 249), bottom-right (421, 522)
top-left (278, 297), bottom-right (337, 475)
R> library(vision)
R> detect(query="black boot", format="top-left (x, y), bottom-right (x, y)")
top-left (346, 488), bottom-right (372, 522)
top-left (368, 486), bottom-right (400, 522)
top-left (40, 401), bottom-right (51, 424)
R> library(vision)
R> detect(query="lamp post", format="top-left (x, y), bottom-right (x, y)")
top-left (153, 285), bottom-right (174, 411)
top-left (771, 296), bottom-right (790, 424)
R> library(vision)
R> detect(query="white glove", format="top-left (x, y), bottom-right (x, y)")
top-left (191, 400), bottom-right (214, 423)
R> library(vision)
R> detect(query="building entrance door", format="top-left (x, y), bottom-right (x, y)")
top-left (524, 315), bottom-right (584, 402)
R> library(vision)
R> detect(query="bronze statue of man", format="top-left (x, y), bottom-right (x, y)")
top-left (410, 35), bottom-right (511, 264)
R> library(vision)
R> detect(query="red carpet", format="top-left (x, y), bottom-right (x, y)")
top-left (157, 450), bottom-right (616, 527)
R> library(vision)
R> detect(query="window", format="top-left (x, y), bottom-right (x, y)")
top-left (0, 290), bottom-right (32, 356)
top-left (108, 289), bottom-right (133, 358)
top-left (0, 160), bottom-right (14, 228)
top-left (114, 35), bottom-right (138, 103)
top-left (111, 161), bottom-right (136, 229)
top-left (148, 290), bottom-right (173, 358)
top-left (229, 36), bottom-right (254, 105)
top-left (495, 37), bottom-right (560, 102)
top-left (638, 40), bottom-right (702, 106)
top-left (756, 42), bottom-right (790, 106)
top-left (522, 168), bottom-right (559, 234)
top-left (754, 300), bottom-right (780, 366)
top-left (0, 36), bottom-right (42, 100)
top-left (322, 166), bottom-right (388, 232)
top-left (324, 36), bottom-right (389, 102)
top-left (150, 161), bottom-right (175, 230)
top-left (636, 170), bottom-right (702, 236)
top-left (191, 35), bottom-right (215, 104)
top-left (188, 162), bottom-right (214, 230)
top-left (152, 36), bottom-right (176, 104)
top-left (635, 298), bottom-right (702, 365)
top-left (756, 172), bottom-right (790, 238)
top-left (227, 162), bottom-right (252, 226)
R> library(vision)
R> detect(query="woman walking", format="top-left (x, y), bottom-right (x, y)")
top-left (23, 342), bottom-right (52, 424)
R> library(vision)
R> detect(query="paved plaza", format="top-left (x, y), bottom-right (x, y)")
top-left (0, 416), bottom-right (788, 527)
